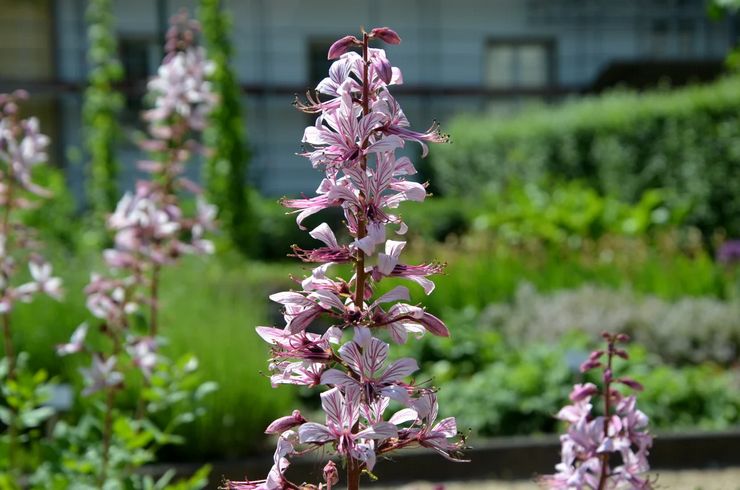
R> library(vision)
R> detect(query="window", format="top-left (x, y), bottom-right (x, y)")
top-left (308, 39), bottom-right (335, 89)
top-left (485, 40), bottom-right (554, 89)
top-left (119, 37), bottom-right (160, 123)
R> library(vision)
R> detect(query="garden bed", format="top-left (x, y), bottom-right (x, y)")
top-left (149, 429), bottom-right (740, 487)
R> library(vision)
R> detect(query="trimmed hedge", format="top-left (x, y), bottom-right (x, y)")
top-left (430, 76), bottom-right (740, 236)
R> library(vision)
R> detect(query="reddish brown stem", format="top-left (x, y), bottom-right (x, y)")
top-left (149, 263), bottom-right (160, 337)
top-left (347, 457), bottom-right (363, 490)
top-left (348, 31), bottom-right (371, 490)
top-left (1, 172), bottom-right (15, 379)
top-left (352, 32), bottom-right (371, 312)
top-left (596, 339), bottom-right (615, 490)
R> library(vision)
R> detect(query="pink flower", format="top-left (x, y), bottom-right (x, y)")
top-left (56, 323), bottom-right (88, 356)
top-left (320, 336), bottom-right (418, 404)
top-left (298, 386), bottom-right (397, 471)
top-left (80, 355), bottom-right (124, 396)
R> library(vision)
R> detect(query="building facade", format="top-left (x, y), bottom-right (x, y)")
top-left (0, 0), bottom-right (735, 196)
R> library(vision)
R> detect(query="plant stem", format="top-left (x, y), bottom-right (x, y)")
top-left (99, 387), bottom-right (116, 488)
top-left (353, 32), bottom-right (371, 310)
top-left (1, 173), bottom-right (15, 379)
top-left (348, 31), bottom-right (371, 490)
top-left (149, 263), bottom-right (160, 337)
top-left (596, 338), bottom-right (615, 490)
top-left (1, 168), bottom-right (19, 475)
top-left (347, 457), bottom-right (362, 490)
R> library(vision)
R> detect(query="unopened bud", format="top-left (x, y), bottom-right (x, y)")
top-left (370, 27), bottom-right (402, 44)
top-left (579, 359), bottom-right (601, 373)
top-left (569, 383), bottom-right (599, 402)
top-left (264, 409), bottom-right (307, 434)
top-left (328, 35), bottom-right (360, 60)
top-left (372, 57), bottom-right (393, 84)
top-left (618, 377), bottom-right (644, 391)
top-left (323, 460), bottom-right (339, 487)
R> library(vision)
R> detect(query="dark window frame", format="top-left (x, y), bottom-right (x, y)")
top-left (484, 37), bottom-right (557, 90)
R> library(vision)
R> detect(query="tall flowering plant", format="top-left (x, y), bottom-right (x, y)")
top-left (0, 90), bottom-right (62, 482)
top-left (226, 28), bottom-right (466, 490)
top-left (51, 12), bottom-right (216, 488)
top-left (540, 333), bottom-right (653, 490)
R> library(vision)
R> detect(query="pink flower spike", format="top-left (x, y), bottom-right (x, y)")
top-left (328, 35), bottom-right (360, 59)
top-left (370, 27), bottom-right (402, 44)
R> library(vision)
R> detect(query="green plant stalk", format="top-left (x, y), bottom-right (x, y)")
top-left (83, 0), bottom-right (123, 219)
top-left (1, 169), bottom-right (19, 475)
top-left (199, 0), bottom-right (254, 255)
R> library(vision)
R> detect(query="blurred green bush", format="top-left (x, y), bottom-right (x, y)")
top-left (404, 311), bottom-right (740, 438)
top-left (430, 75), bottom-right (740, 237)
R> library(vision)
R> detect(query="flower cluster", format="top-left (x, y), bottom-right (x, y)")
top-left (56, 12), bottom-right (217, 484)
top-left (144, 10), bottom-right (217, 142)
top-left (0, 91), bottom-right (62, 361)
top-left (58, 11), bottom-right (217, 383)
top-left (541, 333), bottom-right (653, 490)
top-left (0, 90), bottom-right (63, 477)
top-left (226, 28), bottom-right (464, 490)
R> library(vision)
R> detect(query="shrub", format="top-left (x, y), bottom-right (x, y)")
top-left (432, 330), bottom-right (740, 438)
top-left (430, 76), bottom-right (740, 236)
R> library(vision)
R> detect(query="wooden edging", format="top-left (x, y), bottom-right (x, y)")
top-left (148, 429), bottom-right (740, 487)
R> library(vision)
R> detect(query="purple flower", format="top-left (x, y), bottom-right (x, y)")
top-left (717, 239), bottom-right (740, 265)
top-left (320, 336), bottom-right (418, 404)
top-left (298, 386), bottom-right (397, 471)
top-left (243, 28), bottom-right (465, 488)
top-left (56, 323), bottom-right (89, 356)
top-left (80, 355), bottom-right (124, 396)
top-left (542, 333), bottom-right (653, 489)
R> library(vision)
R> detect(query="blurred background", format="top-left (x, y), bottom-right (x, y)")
top-left (0, 0), bottom-right (739, 471)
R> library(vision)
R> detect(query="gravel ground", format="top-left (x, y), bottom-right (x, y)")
top-left (375, 467), bottom-right (740, 489)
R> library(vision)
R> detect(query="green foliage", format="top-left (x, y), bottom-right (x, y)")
top-left (251, 195), bottom-right (346, 261)
top-left (21, 165), bottom-right (79, 250)
top-left (431, 76), bottom-right (740, 236)
top-left (34, 353), bottom-right (213, 489)
top-left (467, 181), bottom-right (686, 246)
top-left (199, 0), bottom-right (255, 256)
top-left (421, 324), bottom-right (740, 438)
top-left (83, 0), bottom-right (124, 220)
top-left (0, 353), bottom-right (56, 486)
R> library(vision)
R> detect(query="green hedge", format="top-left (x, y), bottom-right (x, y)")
top-left (430, 76), bottom-right (740, 236)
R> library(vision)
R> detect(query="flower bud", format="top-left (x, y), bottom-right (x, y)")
top-left (618, 377), bottom-right (644, 391)
top-left (370, 27), bottom-right (402, 44)
top-left (569, 383), bottom-right (598, 402)
top-left (327, 35), bottom-right (360, 60)
top-left (323, 460), bottom-right (339, 486)
top-left (372, 57), bottom-right (393, 84)
top-left (264, 409), bottom-right (307, 434)
top-left (579, 359), bottom-right (601, 373)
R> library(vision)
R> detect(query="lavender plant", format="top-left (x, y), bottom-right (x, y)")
top-left (51, 12), bottom-right (216, 489)
top-left (225, 28), bottom-right (466, 490)
top-left (0, 90), bottom-right (63, 485)
top-left (540, 333), bottom-right (653, 490)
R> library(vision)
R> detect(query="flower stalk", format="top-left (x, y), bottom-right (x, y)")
top-left (540, 332), bottom-right (653, 489)
top-left (0, 90), bottom-right (62, 476)
top-left (226, 27), bottom-right (463, 490)
top-left (56, 10), bottom-right (218, 486)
